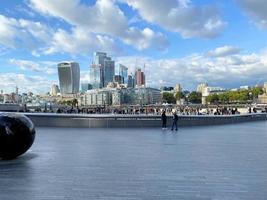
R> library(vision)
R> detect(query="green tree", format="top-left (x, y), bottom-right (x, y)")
top-left (251, 87), bottom-right (264, 98)
top-left (162, 92), bottom-right (176, 104)
top-left (188, 91), bottom-right (202, 104)
top-left (238, 90), bottom-right (249, 102)
top-left (72, 98), bottom-right (78, 107)
top-left (175, 92), bottom-right (185, 100)
top-left (206, 94), bottom-right (219, 104)
top-left (219, 93), bottom-right (229, 103)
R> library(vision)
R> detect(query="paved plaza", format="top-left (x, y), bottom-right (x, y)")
top-left (1, 121), bottom-right (267, 199)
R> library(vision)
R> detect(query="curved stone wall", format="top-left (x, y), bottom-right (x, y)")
top-left (19, 113), bottom-right (267, 128)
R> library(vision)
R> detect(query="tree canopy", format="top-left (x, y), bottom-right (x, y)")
top-left (188, 91), bottom-right (202, 104)
top-left (162, 92), bottom-right (176, 104)
top-left (175, 92), bottom-right (185, 100)
top-left (206, 87), bottom-right (264, 104)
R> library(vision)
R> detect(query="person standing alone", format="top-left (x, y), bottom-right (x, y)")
top-left (171, 112), bottom-right (178, 131)
top-left (161, 110), bottom-right (167, 129)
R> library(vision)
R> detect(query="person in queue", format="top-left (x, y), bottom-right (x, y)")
top-left (171, 111), bottom-right (178, 131)
top-left (161, 110), bottom-right (167, 129)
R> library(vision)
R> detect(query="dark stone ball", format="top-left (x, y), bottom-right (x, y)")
top-left (0, 113), bottom-right (36, 159)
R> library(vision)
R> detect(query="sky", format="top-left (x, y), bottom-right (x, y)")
top-left (0, 0), bottom-right (267, 94)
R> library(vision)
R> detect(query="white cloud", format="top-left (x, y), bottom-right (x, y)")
top-left (0, 73), bottom-right (54, 94)
top-left (237, 0), bottom-right (267, 28)
top-left (119, 0), bottom-right (225, 38)
top-left (207, 46), bottom-right (242, 57)
top-left (117, 48), bottom-right (267, 90)
top-left (0, 15), bottom-right (20, 48)
top-left (29, 0), bottom-right (127, 35)
top-left (0, 0), bottom-right (227, 55)
top-left (18, 19), bottom-right (53, 42)
top-left (44, 28), bottom-right (119, 55)
top-left (0, 14), bottom-right (53, 52)
top-left (0, 14), bottom-right (119, 55)
top-left (28, 0), bottom-right (168, 51)
top-left (9, 59), bottom-right (57, 75)
top-left (124, 27), bottom-right (168, 51)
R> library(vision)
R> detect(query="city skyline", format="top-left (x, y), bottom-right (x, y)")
top-left (0, 0), bottom-right (267, 94)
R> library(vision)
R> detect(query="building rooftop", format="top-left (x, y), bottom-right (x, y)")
top-left (1, 122), bottom-right (267, 199)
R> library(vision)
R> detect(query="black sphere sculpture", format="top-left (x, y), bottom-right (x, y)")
top-left (0, 113), bottom-right (35, 159)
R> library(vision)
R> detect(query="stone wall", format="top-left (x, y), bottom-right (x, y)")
top-left (22, 113), bottom-right (267, 128)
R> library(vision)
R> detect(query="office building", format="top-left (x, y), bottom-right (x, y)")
top-left (119, 64), bottom-right (128, 84)
top-left (90, 52), bottom-right (115, 89)
top-left (90, 62), bottom-right (102, 89)
top-left (81, 83), bottom-right (93, 92)
top-left (58, 61), bottom-right (80, 95)
top-left (79, 87), bottom-right (161, 106)
top-left (90, 52), bottom-right (106, 89)
top-left (50, 84), bottom-right (60, 96)
top-left (103, 58), bottom-right (115, 87)
top-left (127, 75), bottom-right (134, 88)
top-left (135, 68), bottom-right (145, 87)
top-left (133, 87), bottom-right (161, 105)
top-left (113, 75), bottom-right (123, 84)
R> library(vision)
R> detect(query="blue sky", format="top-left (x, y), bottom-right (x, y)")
top-left (0, 0), bottom-right (267, 93)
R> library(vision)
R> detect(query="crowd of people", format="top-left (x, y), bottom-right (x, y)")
top-left (37, 104), bottom-right (267, 116)
top-left (159, 106), bottom-right (267, 131)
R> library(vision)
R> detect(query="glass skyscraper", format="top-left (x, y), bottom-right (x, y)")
top-left (127, 74), bottom-right (134, 88)
top-left (104, 58), bottom-right (115, 87)
top-left (119, 64), bottom-right (128, 84)
top-left (90, 52), bottom-right (115, 88)
top-left (90, 63), bottom-right (102, 89)
top-left (58, 61), bottom-right (80, 94)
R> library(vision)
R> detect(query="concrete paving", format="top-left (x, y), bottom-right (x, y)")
top-left (1, 121), bottom-right (267, 199)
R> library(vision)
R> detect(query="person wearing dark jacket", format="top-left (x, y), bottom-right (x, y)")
top-left (161, 110), bottom-right (167, 129)
top-left (171, 112), bottom-right (178, 131)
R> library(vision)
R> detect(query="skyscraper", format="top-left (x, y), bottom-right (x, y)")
top-left (90, 52), bottom-right (106, 89)
top-left (90, 52), bottom-right (115, 88)
top-left (50, 84), bottom-right (60, 96)
top-left (127, 75), bottom-right (134, 88)
top-left (113, 75), bottom-right (123, 84)
top-left (90, 63), bottom-right (102, 89)
top-left (119, 64), bottom-right (128, 84)
top-left (135, 68), bottom-right (145, 87)
top-left (58, 61), bottom-right (80, 95)
top-left (104, 57), bottom-right (115, 87)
